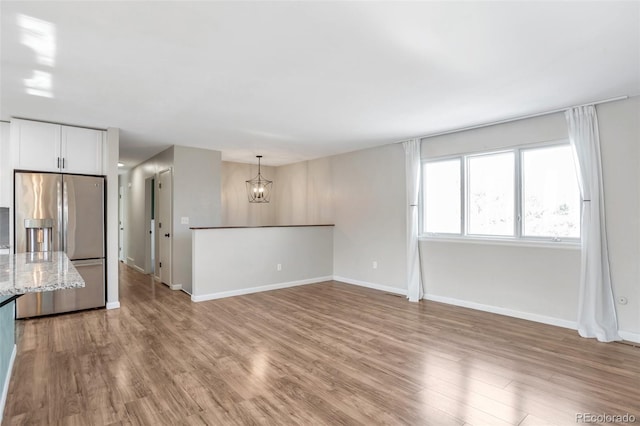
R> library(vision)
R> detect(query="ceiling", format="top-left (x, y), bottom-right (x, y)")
top-left (1, 1), bottom-right (639, 168)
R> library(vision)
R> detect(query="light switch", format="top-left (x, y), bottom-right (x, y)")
top-left (181, 217), bottom-right (189, 225)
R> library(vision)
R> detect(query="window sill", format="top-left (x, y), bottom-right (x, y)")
top-left (418, 235), bottom-right (581, 250)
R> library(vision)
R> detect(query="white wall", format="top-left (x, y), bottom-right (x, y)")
top-left (172, 146), bottom-right (222, 293)
top-left (275, 157), bottom-right (334, 226)
top-left (421, 112), bottom-right (568, 158)
top-left (597, 97), bottom-right (640, 337)
top-left (192, 226), bottom-right (334, 301)
top-left (331, 144), bottom-right (407, 292)
top-left (221, 161), bottom-right (276, 226)
top-left (421, 241), bottom-right (580, 326)
top-left (105, 128), bottom-right (120, 308)
top-left (221, 158), bottom-right (334, 227)
top-left (419, 97), bottom-right (640, 338)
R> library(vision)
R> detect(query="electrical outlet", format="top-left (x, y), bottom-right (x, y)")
top-left (372, 261), bottom-right (378, 269)
top-left (181, 217), bottom-right (189, 225)
top-left (277, 264), bottom-right (282, 271)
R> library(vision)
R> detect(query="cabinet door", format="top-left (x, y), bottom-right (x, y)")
top-left (0, 122), bottom-right (10, 206)
top-left (12, 119), bottom-right (61, 172)
top-left (61, 126), bottom-right (104, 175)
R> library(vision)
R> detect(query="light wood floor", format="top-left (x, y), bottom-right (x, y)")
top-left (3, 264), bottom-right (639, 425)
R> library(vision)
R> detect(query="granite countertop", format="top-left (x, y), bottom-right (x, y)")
top-left (0, 251), bottom-right (85, 296)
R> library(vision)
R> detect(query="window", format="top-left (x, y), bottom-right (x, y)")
top-left (421, 142), bottom-right (581, 242)
top-left (467, 152), bottom-right (515, 236)
top-left (423, 159), bottom-right (461, 234)
top-left (521, 145), bottom-right (580, 238)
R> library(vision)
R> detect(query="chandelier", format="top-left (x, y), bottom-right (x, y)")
top-left (246, 155), bottom-right (272, 203)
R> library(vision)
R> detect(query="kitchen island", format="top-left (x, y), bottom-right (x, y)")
top-left (0, 251), bottom-right (84, 417)
top-left (0, 251), bottom-right (85, 303)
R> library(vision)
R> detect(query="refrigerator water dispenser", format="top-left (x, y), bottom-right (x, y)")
top-left (25, 218), bottom-right (53, 253)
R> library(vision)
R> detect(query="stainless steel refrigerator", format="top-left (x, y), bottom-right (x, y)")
top-left (15, 172), bottom-right (105, 318)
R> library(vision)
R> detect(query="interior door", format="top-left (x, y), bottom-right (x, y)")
top-left (119, 185), bottom-right (124, 261)
top-left (144, 177), bottom-right (154, 274)
top-left (158, 169), bottom-right (172, 286)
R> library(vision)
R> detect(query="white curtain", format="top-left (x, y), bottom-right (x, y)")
top-left (565, 106), bottom-right (620, 342)
top-left (403, 139), bottom-right (423, 302)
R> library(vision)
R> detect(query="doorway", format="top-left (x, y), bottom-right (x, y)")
top-left (144, 177), bottom-right (156, 275)
top-left (157, 169), bottom-right (172, 287)
top-left (118, 185), bottom-right (125, 262)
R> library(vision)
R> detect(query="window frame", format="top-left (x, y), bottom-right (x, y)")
top-left (420, 139), bottom-right (581, 247)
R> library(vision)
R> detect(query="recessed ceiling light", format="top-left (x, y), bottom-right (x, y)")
top-left (117, 162), bottom-right (124, 167)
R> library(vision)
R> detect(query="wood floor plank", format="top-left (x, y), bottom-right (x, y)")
top-left (3, 263), bottom-right (639, 425)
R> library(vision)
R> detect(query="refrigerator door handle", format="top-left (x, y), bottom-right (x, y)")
top-left (71, 259), bottom-right (104, 267)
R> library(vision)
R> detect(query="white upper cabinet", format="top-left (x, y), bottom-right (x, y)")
top-left (12, 119), bottom-right (62, 173)
top-left (61, 126), bottom-right (104, 175)
top-left (11, 118), bottom-right (104, 175)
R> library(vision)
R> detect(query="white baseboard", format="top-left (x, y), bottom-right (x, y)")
top-left (106, 301), bottom-right (120, 310)
top-left (180, 288), bottom-right (192, 296)
top-left (160, 281), bottom-right (175, 290)
top-left (332, 276), bottom-right (408, 296)
top-left (423, 294), bottom-right (639, 343)
top-left (126, 257), bottom-right (135, 265)
top-left (170, 284), bottom-right (182, 291)
top-left (619, 330), bottom-right (640, 344)
top-left (191, 276), bottom-right (332, 302)
top-left (0, 344), bottom-right (17, 424)
top-left (423, 293), bottom-right (578, 330)
top-left (132, 265), bottom-right (145, 274)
